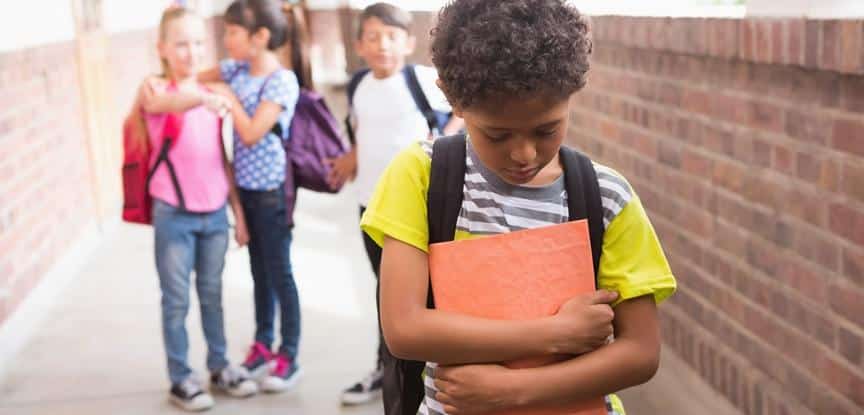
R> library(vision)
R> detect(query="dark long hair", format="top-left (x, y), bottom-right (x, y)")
top-left (282, 2), bottom-right (314, 90)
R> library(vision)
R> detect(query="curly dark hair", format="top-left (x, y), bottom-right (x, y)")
top-left (431, 0), bottom-right (592, 109)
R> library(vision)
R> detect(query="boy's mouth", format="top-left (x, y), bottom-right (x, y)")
top-left (503, 166), bottom-right (539, 182)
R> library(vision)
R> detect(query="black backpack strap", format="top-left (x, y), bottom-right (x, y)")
top-left (384, 134), bottom-right (467, 415)
top-left (560, 146), bottom-right (604, 284)
top-left (344, 69), bottom-right (370, 145)
top-left (403, 65), bottom-right (441, 136)
top-left (146, 137), bottom-right (187, 211)
top-left (428, 134), bottom-right (467, 246)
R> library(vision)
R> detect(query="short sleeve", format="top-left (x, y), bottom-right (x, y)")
top-left (261, 70), bottom-right (300, 111)
top-left (597, 191), bottom-right (677, 306)
top-left (220, 59), bottom-right (242, 82)
top-left (361, 142), bottom-right (432, 252)
top-left (415, 65), bottom-right (452, 113)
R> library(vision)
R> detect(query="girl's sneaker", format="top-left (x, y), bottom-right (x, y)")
top-left (242, 342), bottom-right (274, 380)
top-left (260, 354), bottom-right (303, 393)
top-left (211, 365), bottom-right (259, 398)
top-left (170, 377), bottom-right (214, 412)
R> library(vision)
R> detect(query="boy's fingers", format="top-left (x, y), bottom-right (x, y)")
top-left (589, 290), bottom-right (619, 305)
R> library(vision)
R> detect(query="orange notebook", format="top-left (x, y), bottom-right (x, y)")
top-left (429, 220), bottom-right (607, 415)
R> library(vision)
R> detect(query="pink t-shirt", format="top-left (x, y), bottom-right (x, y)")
top-left (145, 93), bottom-right (228, 213)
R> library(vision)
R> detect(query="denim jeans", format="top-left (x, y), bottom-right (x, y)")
top-left (239, 187), bottom-right (301, 359)
top-left (153, 199), bottom-right (230, 385)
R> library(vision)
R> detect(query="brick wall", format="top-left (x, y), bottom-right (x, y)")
top-left (0, 41), bottom-right (96, 326)
top-left (572, 17), bottom-right (864, 415)
top-left (0, 17), bottom-right (222, 328)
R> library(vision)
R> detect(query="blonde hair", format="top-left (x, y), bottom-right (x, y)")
top-left (158, 6), bottom-right (199, 78)
top-left (125, 7), bottom-right (199, 153)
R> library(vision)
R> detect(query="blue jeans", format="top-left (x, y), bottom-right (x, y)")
top-left (153, 200), bottom-right (230, 385)
top-left (238, 187), bottom-right (301, 359)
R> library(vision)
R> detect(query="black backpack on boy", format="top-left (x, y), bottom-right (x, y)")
top-left (381, 134), bottom-right (607, 415)
top-left (345, 64), bottom-right (453, 142)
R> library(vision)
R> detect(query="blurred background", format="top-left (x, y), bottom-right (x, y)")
top-left (0, 0), bottom-right (862, 414)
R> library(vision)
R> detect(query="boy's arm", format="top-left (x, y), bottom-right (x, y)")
top-left (380, 236), bottom-right (618, 366)
top-left (434, 296), bottom-right (660, 414)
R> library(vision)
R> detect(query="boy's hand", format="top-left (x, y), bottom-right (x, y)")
top-left (325, 150), bottom-right (357, 188)
top-left (434, 364), bottom-right (517, 414)
top-left (550, 290), bottom-right (618, 355)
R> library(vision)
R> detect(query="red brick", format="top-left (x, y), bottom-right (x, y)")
top-left (681, 148), bottom-right (714, 177)
top-left (753, 19), bottom-right (773, 63)
top-left (842, 248), bottom-right (864, 287)
top-left (820, 20), bottom-right (841, 71)
top-left (838, 20), bottom-right (863, 74)
top-left (790, 227), bottom-right (839, 273)
top-left (773, 144), bottom-right (796, 175)
top-left (817, 357), bottom-right (864, 408)
top-left (748, 100), bottom-right (785, 134)
top-left (833, 118), bottom-right (864, 158)
top-left (840, 76), bottom-right (864, 113)
top-left (804, 20), bottom-right (822, 68)
top-left (829, 281), bottom-right (864, 330)
top-left (771, 20), bottom-right (785, 64)
top-left (740, 19), bottom-right (757, 62)
top-left (837, 325), bottom-right (863, 367)
top-left (784, 109), bottom-right (831, 146)
top-left (842, 163), bottom-right (864, 205)
top-left (785, 19), bottom-right (806, 66)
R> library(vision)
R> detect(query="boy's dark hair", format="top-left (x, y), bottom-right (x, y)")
top-left (357, 2), bottom-right (413, 38)
top-left (225, 0), bottom-right (288, 50)
top-left (431, 0), bottom-right (592, 109)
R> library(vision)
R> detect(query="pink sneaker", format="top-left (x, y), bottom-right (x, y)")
top-left (242, 342), bottom-right (273, 380)
top-left (260, 354), bottom-right (303, 393)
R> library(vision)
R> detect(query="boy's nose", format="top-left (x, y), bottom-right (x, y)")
top-left (509, 139), bottom-right (537, 164)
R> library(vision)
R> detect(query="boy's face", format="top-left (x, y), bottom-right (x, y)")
top-left (355, 17), bottom-right (415, 77)
top-left (456, 93), bottom-right (573, 186)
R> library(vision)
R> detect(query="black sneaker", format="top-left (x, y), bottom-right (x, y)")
top-left (211, 365), bottom-right (259, 398)
top-left (170, 377), bottom-right (214, 412)
top-left (341, 368), bottom-right (383, 405)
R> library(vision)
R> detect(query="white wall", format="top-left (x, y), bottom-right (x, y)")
top-left (0, 0), bottom-right (76, 52)
top-left (749, 0), bottom-right (864, 18)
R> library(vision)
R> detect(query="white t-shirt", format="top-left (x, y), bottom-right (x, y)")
top-left (352, 65), bottom-right (452, 206)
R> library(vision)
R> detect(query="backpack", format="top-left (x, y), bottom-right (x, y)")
top-left (121, 112), bottom-right (185, 225)
top-left (381, 134), bottom-right (606, 415)
top-left (228, 67), bottom-right (347, 225)
top-left (344, 64), bottom-right (453, 143)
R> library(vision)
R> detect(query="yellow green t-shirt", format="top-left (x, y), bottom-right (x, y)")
top-left (361, 139), bottom-right (677, 415)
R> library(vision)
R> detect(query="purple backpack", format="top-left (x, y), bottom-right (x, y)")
top-left (230, 67), bottom-right (347, 225)
top-left (280, 89), bottom-right (347, 225)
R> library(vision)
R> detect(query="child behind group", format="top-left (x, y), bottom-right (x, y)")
top-left (131, 7), bottom-right (257, 412)
top-left (327, 3), bottom-right (464, 405)
top-left (360, 0), bottom-right (677, 414)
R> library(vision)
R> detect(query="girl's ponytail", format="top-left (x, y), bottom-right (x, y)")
top-left (282, 2), bottom-right (314, 91)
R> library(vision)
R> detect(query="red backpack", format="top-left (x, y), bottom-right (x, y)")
top-left (121, 111), bottom-right (185, 224)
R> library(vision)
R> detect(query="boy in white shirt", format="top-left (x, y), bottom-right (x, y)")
top-left (327, 2), bottom-right (463, 406)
